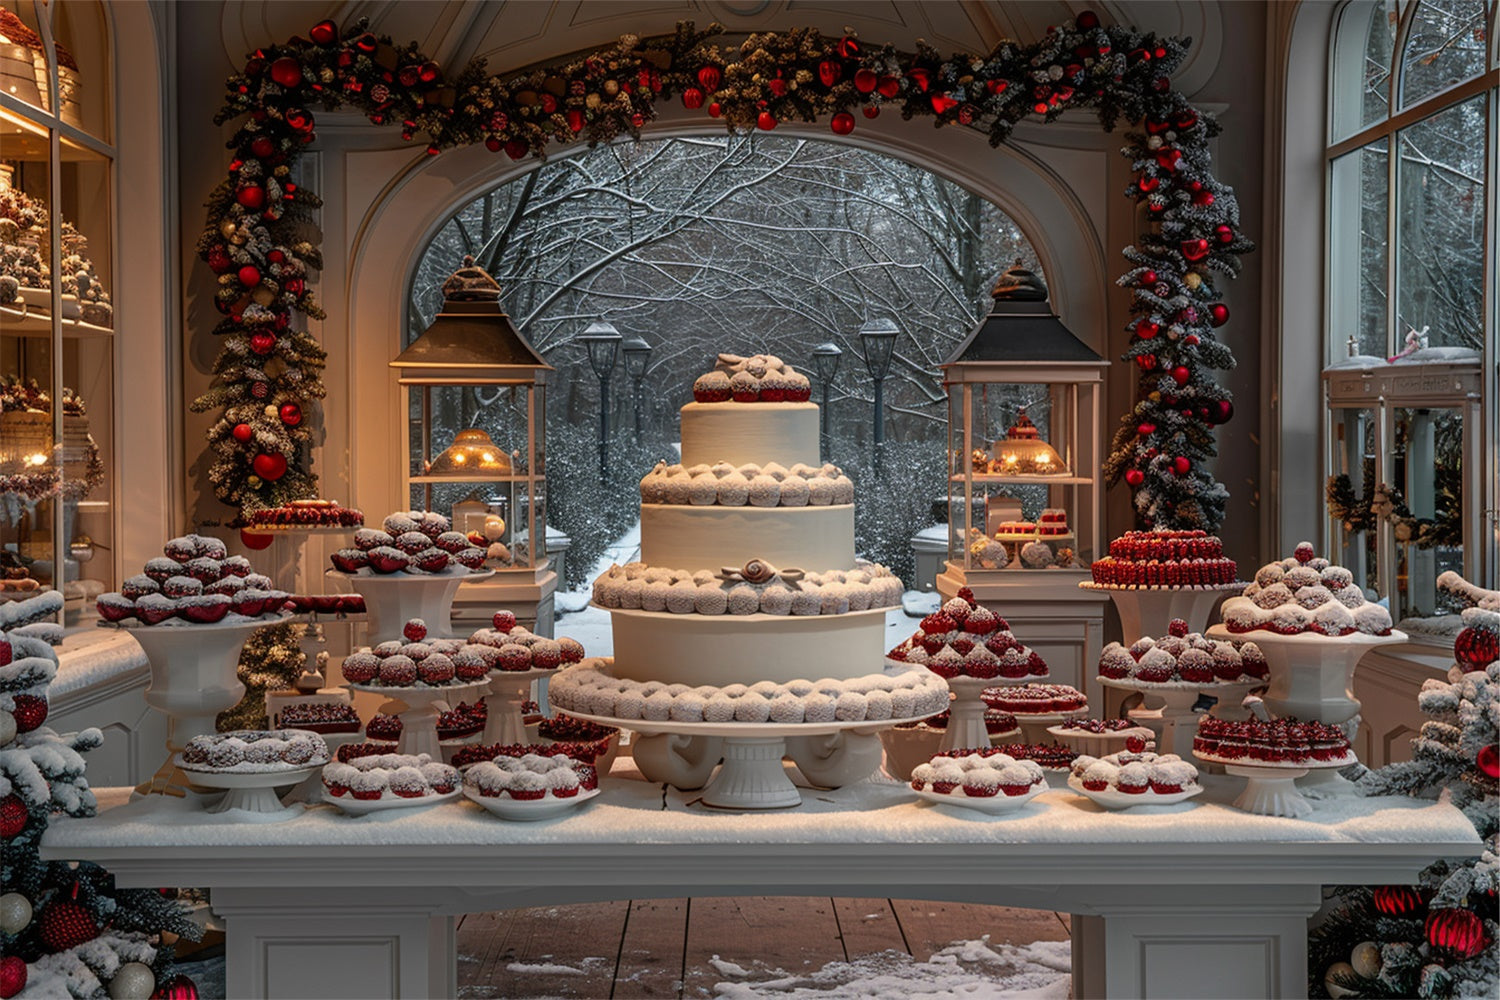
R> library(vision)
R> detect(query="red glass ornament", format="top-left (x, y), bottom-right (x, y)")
top-left (237, 265), bottom-right (261, 288)
top-left (279, 403), bottom-right (302, 427)
top-left (907, 67), bottom-right (931, 92)
top-left (1033, 102), bottom-right (1049, 115)
top-left (1124, 469), bottom-right (1145, 487)
top-left (1137, 422), bottom-right (1156, 436)
top-left (252, 453), bottom-right (288, 482)
top-left (1216, 224), bottom-right (1234, 244)
top-left (1477, 742), bottom-right (1499, 779)
top-left (854, 68), bottom-right (877, 93)
top-left (1140, 269), bottom-right (1157, 285)
top-left (1183, 334), bottom-right (1201, 346)
top-left (236, 186), bottom-right (265, 210)
top-left (1211, 398), bottom-right (1234, 425)
top-left (819, 60), bottom-right (841, 87)
top-left (1426, 907), bottom-right (1486, 960)
top-left (239, 529), bottom-right (274, 551)
top-left (1136, 320), bottom-right (1159, 339)
top-left (756, 111), bottom-right (777, 131)
top-left (837, 36), bottom-right (860, 59)
top-left (269, 56), bottom-right (302, 89)
top-left (419, 61), bottom-right (440, 84)
top-left (876, 75), bottom-right (900, 98)
top-left (681, 87), bottom-right (704, 109)
top-left (249, 333), bottom-right (277, 355)
top-left (1209, 303), bottom-right (1230, 326)
top-left (0, 793), bottom-right (27, 837)
top-left (231, 423), bottom-right (254, 444)
top-left (1171, 365), bottom-right (1191, 386)
top-left (152, 975), bottom-right (200, 1000)
top-left (1193, 190), bottom-right (1216, 207)
top-left (1454, 624), bottom-right (1498, 669)
top-left (484, 137), bottom-right (502, 153)
top-left (566, 109), bottom-right (584, 132)
top-left (1372, 885), bottom-right (1425, 916)
top-left (39, 898), bottom-right (98, 951)
top-left (249, 136), bottom-right (275, 159)
top-left (308, 20), bottom-right (338, 46)
top-left (1181, 238), bottom-right (1210, 262)
top-left (1172, 456), bottom-right (1191, 475)
top-left (862, 105), bottom-right (880, 119)
top-left (697, 65), bottom-right (721, 91)
top-left (1, 954), bottom-right (26, 999)
top-left (708, 102), bottom-right (723, 117)
top-left (505, 139), bottom-right (529, 160)
top-left (830, 112), bottom-right (855, 135)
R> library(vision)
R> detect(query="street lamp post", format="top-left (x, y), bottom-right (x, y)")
top-left (621, 335), bottom-right (653, 439)
top-left (857, 318), bottom-right (900, 469)
top-left (579, 320), bottom-right (622, 478)
top-left (810, 342), bottom-right (842, 463)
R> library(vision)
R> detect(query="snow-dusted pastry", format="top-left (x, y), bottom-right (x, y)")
top-left (463, 751), bottom-right (591, 800)
top-left (327, 510), bottom-right (486, 575)
top-left (909, 750), bottom-right (1047, 798)
top-left (887, 588), bottom-right (1048, 680)
top-left (320, 752), bottom-right (458, 800)
top-left (343, 614), bottom-right (586, 688)
top-left (1088, 529), bottom-right (1238, 588)
top-left (275, 702), bottom-right (361, 734)
top-left (246, 499), bottom-right (364, 528)
top-left (1098, 618), bottom-right (1268, 685)
top-left (980, 684), bottom-right (1088, 715)
top-left (1192, 717), bottom-right (1354, 765)
top-left (1068, 741), bottom-right (1199, 795)
top-left (1218, 542), bottom-right (1392, 636)
top-left (95, 535), bottom-right (291, 626)
top-left (180, 729), bottom-right (329, 772)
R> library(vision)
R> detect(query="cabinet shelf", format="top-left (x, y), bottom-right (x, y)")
top-left (408, 474), bottom-right (541, 485)
top-left (0, 303), bottom-right (114, 339)
top-left (950, 473), bottom-right (1092, 486)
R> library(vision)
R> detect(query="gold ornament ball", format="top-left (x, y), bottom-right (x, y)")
top-left (1184, 272), bottom-right (1202, 289)
top-left (603, 79), bottom-right (619, 96)
top-left (0, 890), bottom-right (31, 933)
top-left (107, 961), bottom-right (156, 999)
top-left (264, 405), bottom-right (278, 418)
top-left (1323, 962), bottom-right (1358, 999)
top-left (219, 219), bottom-right (237, 239)
top-left (1350, 941), bottom-right (1381, 979)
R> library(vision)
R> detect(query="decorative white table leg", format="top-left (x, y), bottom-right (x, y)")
top-left (631, 733), bottom-right (723, 789)
top-left (396, 695), bottom-right (445, 760)
top-left (785, 729), bottom-right (883, 789)
top-left (1225, 764), bottom-right (1312, 818)
top-left (701, 737), bottom-right (802, 809)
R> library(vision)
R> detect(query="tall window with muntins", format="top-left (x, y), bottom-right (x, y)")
top-left (1323, 0), bottom-right (1497, 625)
top-left (405, 135), bottom-right (1046, 592)
top-left (0, 0), bottom-right (116, 626)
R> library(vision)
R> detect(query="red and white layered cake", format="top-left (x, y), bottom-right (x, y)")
top-left (981, 683), bottom-right (1088, 715)
top-left (1088, 529), bottom-right (1238, 588)
top-left (1097, 618), bottom-right (1269, 684)
top-left (1218, 542), bottom-right (1392, 636)
top-left (247, 499), bottom-right (364, 529)
top-left (1192, 716), bottom-right (1354, 765)
top-left (887, 589), bottom-right (1049, 680)
top-left (1036, 508), bottom-right (1069, 537)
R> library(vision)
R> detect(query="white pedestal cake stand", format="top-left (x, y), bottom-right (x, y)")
top-left (481, 667), bottom-right (556, 746)
top-left (560, 710), bottom-right (923, 810)
top-left (104, 617), bottom-right (292, 797)
top-left (894, 666), bottom-right (1047, 753)
top-left (173, 759), bottom-right (322, 820)
top-left (1207, 625), bottom-right (1407, 795)
top-left (1079, 582), bottom-right (1245, 644)
top-left (326, 567), bottom-right (493, 640)
top-left (348, 681), bottom-right (490, 760)
top-left (1101, 677), bottom-right (1263, 759)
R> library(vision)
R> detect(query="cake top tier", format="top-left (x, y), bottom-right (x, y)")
top-left (692, 353), bottom-right (812, 404)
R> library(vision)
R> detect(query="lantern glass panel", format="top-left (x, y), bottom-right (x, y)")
top-left (1327, 405), bottom-right (1380, 598)
top-left (1390, 405), bottom-right (1465, 620)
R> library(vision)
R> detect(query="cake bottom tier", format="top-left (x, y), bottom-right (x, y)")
top-left (607, 605), bottom-right (889, 686)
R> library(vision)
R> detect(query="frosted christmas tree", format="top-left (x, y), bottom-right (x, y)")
top-left (1309, 575), bottom-right (1498, 998)
top-left (0, 591), bottom-right (199, 999)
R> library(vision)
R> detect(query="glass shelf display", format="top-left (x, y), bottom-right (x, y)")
top-left (1323, 346), bottom-right (1485, 630)
top-left (394, 256), bottom-right (552, 582)
top-left (940, 266), bottom-right (1106, 586)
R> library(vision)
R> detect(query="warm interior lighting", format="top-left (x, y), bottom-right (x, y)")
top-left (989, 409), bottom-right (1068, 476)
top-left (427, 428), bottom-right (512, 476)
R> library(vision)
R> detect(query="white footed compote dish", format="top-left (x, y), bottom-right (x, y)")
top-left (105, 616), bottom-right (294, 797)
top-left (326, 566), bottom-right (492, 640)
top-left (1080, 581), bottom-right (1245, 645)
top-left (173, 756), bottom-right (321, 820)
top-left (330, 788), bottom-right (462, 816)
top-left (482, 667), bottom-right (556, 745)
top-left (347, 680), bottom-right (490, 759)
top-left (907, 750), bottom-right (1050, 815)
top-left (1098, 676), bottom-right (1260, 759)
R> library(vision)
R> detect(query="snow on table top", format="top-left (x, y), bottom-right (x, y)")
top-left (45, 760), bottom-right (1479, 855)
top-left (50, 629), bottom-right (149, 698)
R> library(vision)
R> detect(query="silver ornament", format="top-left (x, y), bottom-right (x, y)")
top-left (108, 961), bottom-right (156, 999)
top-left (0, 708), bottom-right (15, 746)
top-left (1350, 940), bottom-right (1381, 979)
top-left (0, 891), bottom-right (32, 933)
top-left (1323, 961), bottom-right (1357, 999)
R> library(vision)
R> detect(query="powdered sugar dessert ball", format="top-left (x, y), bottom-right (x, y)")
top-left (790, 587), bottom-right (822, 616)
top-left (830, 475), bottom-right (855, 505)
top-left (778, 476), bottom-right (810, 507)
top-left (641, 579), bottom-right (671, 612)
top-left (807, 478), bottom-right (836, 506)
top-left (418, 653), bottom-right (455, 685)
top-left (1021, 540), bottom-right (1055, 568)
top-left (759, 583), bottom-right (793, 615)
top-left (747, 474), bottom-right (781, 507)
top-left (717, 472), bottom-right (750, 506)
top-left (693, 584), bottom-right (729, 615)
top-left (686, 474), bottom-right (719, 506)
top-left (694, 370), bottom-right (732, 402)
top-left (704, 693), bottom-right (738, 723)
top-left (665, 581), bottom-right (698, 614)
top-left (726, 583), bottom-right (760, 615)
top-left (663, 473), bottom-right (693, 505)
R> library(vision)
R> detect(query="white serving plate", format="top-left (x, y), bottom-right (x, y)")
top-left (324, 787), bottom-right (461, 815)
top-left (1046, 724), bottom-right (1157, 758)
top-left (462, 784), bottom-right (599, 821)
top-left (910, 781), bottom-right (1047, 814)
top-left (1066, 774), bottom-right (1204, 810)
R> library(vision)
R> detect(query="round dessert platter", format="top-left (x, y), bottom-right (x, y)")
top-left (482, 666), bottom-right (557, 746)
top-left (1100, 676), bottom-right (1261, 759)
top-left (1192, 749), bottom-right (1352, 818)
top-left (346, 680), bottom-right (490, 760)
top-left (978, 687), bottom-right (1090, 743)
top-left (910, 782), bottom-right (1047, 814)
top-left (462, 785), bottom-right (600, 822)
top-left (326, 566), bottom-right (493, 640)
top-left (1046, 720), bottom-right (1158, 758)
top-left (173, 756), bottom-right (322, 820)
top-left (1065, 774), bottom-right (1203, 811)
top-left (1079, 582), bottom-right (1245, 645)
top-left (103, 615), bottom-right (297, 797)
top-left (328, 787), bottom-right (462, 816)
top-left (560, 709), bottom-right (930, 810)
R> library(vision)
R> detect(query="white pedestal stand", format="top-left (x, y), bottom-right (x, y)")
top-left (106, 617), bottom-right (289, 797)
top-left (1221, 763), bottom-right (1313, 818)
top-left (937, 675), bottom-right (1008, 752)
top-left (1208, 626), bottom-right (1406, 794)
top-left (481, 667), bottom-right (554, 746)
top-left (1081, 582), bottom-right (1245, 643)
top-left (1102, 677), bottom-right (1262, 759)
top-left (349, 681), bottom-right (489, 760)
top-left (175, 761), bottom-right (322, 820)
top-left (327, 568), bottom-right (493, 640)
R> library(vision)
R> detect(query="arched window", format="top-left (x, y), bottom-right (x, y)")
top-left (406, 135), bottom-right (1045, 587)
top-left (1323, 0), bottom-right (1497, 621)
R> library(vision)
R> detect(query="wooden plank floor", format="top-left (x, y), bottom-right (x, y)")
top-left (456, 897), bottom-right (1071, 998)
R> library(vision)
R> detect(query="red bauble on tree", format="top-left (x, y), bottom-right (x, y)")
top-left (231, 423), bottom-right (254, 444)
top-left (696, 65), bottom-right (720, 91)
top-left (1372, 884), bottom-right (1426, 917)
top-left (1171, 365), bottom-right (1191, 385)
top-left (278, 403), bottom-right (302, 427)
top-left (38, 895), bottom-right (98, 951)
top-left (830, 112), bottom-right (855, 135)
top-left (0, 955), bottom-right (25, 1000)
top-left (249, 332), bottom-right (277, 355)
top-left (207, 247), bottom-right (232, 274)
top-left (1478, 742), bottom-right (1500, 780)
top-left (0, 794), bottom-right (27, 837)
top-left (269, 56), bottom-right (303, 90)
top-left (1425, 907), bottom-right (1487, 959)
top-left (756, 111), bottom-right (777, 131)
top-left (1209, 303), bottom-right (1229, 326)
top-left (152, 975), bottom-right (200, 1000)
top-left (252, 453), bottom-right (288, 481)
top-left (1172, 456), bottom-right (1191, 475)
top-left (1124, 469), bottom-right (1145, 487)
top-left (1453, 623), bottom-right (1498, 669)
top-left (1180, 238), bottom-right (1209, 261)
top-left (248, 136), bottom-right (275, 159)
top-left (504, 139), bottom-right (529, 160)
top-left (483, 136), bottom-right (502, 153)
top-left (235, 186), bottom-right (265, 210)
top-left (681, 87), bottom-right (703, 109)
top-left (308, 19), bottom-right (338, 46)
top-left (11, 694), bottom-right (46, 732)
top-left (239, 528), bottom-right (274, 551)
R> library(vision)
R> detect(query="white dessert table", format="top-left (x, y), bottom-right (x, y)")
top-left (43, 767), bottom-right (1477, 1000)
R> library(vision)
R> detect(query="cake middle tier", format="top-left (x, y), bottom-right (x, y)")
top-left (639, 503), bottom-right (855, 573)
top-left (679, 401), bottom-right (820, 468)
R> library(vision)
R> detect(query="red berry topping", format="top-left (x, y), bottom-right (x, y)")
top-left (957, 586), bottom-right (975, 603)
top-left (1125, 735), bottom-right (1147, 753)
top-left (403, 619), bottom-right (428, 642)
top-left (1167, 618), bottom-right (1189, 638)
top-left (492, 610), bottom-right (517, 633)
top-left (1293, 541), bottom-right (1315, 564)
top-left (920, 611), bottom-right (956, 635)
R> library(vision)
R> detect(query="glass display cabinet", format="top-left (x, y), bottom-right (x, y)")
top-left (936, 265), bottom-right (1110, 699)
top-left (1323, 345), bottom-right (1486, 630)
top-left (0, 0), bottom-right (116, 626)
top-left (393, 256), bottom-right (558, 633)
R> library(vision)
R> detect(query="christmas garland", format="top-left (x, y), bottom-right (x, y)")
top-left (199, 13), bottom-right (1251, 528)
top-left (1326, 473), bottom-right (1464, 550)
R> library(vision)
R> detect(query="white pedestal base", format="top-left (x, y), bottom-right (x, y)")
top-left (701, 737), bottom-right (803, 809)
top-left (1206, 626), bottom-right (1406, 727)
top-left (328, 568), bottom-right (492, 640)
top-left (938, 675), bottom-right (997, 752)
top-left (481, 668), bottom-right (552, 746)
top-left (1224, 763), bottom-right (1312, 818)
